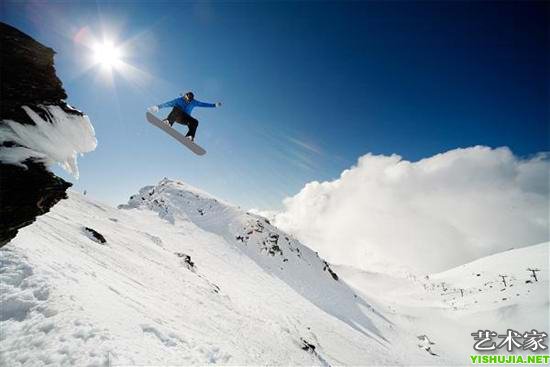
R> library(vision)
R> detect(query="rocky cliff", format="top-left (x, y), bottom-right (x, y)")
top-left (0, 22), bottom-right (96, 247)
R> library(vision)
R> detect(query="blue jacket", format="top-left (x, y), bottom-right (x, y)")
top-left (157, 97), bottom-right (215, 115)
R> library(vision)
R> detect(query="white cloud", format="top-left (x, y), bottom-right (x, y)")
top-left (273, 146), bottom-right (549, 273)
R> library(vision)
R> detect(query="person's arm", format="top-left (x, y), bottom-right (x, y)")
top-left (157, 98), bottom-right (179, 109)
top-left (193, 99), bottom-right (217, 108)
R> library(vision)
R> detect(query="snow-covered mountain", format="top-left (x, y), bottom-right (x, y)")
top-left (1, 178), bottom-right (547, 366)
top-left (1, 178), bottom-right (444, 366)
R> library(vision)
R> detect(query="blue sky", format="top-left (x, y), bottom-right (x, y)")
top-left (2, 1), bottom-right (548, 209)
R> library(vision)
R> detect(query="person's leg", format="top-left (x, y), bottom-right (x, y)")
top-left (185, 117), bottom-right (199, 140)
top-left (165, 107), bottom-right (183, 127)
top-left (178, 112), bottom-right (199, 140)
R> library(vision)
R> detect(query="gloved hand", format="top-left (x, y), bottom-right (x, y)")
top-left (215, 102), bottom-right (222, 107)
top-left (148, 105), bottom-right (159, 113)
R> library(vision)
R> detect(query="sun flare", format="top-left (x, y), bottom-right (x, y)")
top-left (74, 25), bottom-right (154, 87)
top-left (92, 41), bottom-right (122, 69)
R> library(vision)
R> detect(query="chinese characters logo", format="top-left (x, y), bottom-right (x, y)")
top-left (471, 329), bottom-right (548, 352)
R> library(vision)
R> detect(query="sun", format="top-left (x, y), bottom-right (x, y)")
top-left (92, 41), bottom-right (122, 69)
top-left (73, 25), bottom-right (154, 87)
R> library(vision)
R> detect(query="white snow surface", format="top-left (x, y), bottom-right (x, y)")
top-left (0, 105), bottom-right (97, 178)
top-left (1, 178), bottom-right (548, 366)
top-left (335, 242), bottom-right (549, 361)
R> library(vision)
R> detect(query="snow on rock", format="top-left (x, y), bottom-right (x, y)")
top-left (0, 22), bottom-right (96, 176)
top-left (1, 179), bottom-right (442, 366)
top-left (0, 105), bottom-right (97, 178)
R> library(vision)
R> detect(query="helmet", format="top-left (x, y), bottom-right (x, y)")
top-left (183, 91), bottom-right (194, 101)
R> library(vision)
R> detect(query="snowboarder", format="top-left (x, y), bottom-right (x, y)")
top-left (148, 92), bottom-right (221, 141)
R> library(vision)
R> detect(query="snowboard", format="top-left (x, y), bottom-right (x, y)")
top-left (146, 111), bottom-right (206, 156)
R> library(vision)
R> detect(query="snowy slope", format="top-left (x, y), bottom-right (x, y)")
top-left (334, 242), bottom-right (549, 361)
top-left (1, 179), bottom-right (443, 366)
top-left (430, 242), bottom-right (548, 316)
top-left (427, 242), bottom-right (549, 355)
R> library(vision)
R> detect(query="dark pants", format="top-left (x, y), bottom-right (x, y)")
top-left (166, 107), bottom-right (199, 139)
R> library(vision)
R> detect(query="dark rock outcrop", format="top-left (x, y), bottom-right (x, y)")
top-left (83, 227), bottom-right (107, 244)
top-left (175, 252), bottom-right (196, 271)
top-left (300, 338), bottom-right (316, 352)
top-left (0, 22), bottom-right (79, 247)
top-left (322, 260), bottom-right (339, 281)
top-left (1, 162), bottom-right (71, 247)
top-left (0, 22), bottom-right (82, 124)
